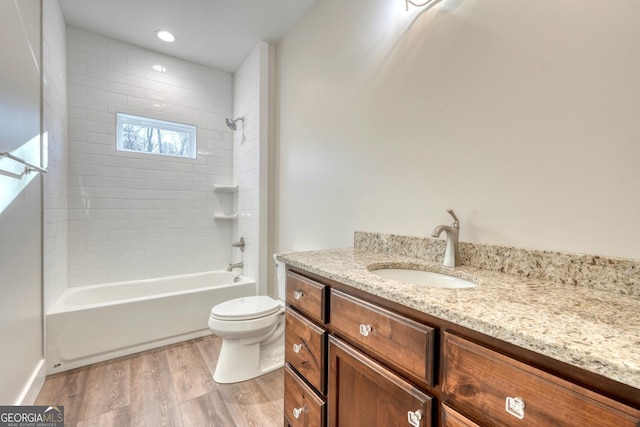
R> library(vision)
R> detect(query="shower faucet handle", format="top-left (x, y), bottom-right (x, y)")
top-left (232, 237), bottom-right (245, 252)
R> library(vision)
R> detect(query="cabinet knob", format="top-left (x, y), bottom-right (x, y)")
top-left (505, 396), bottom-right (525, 419)
top-left (293, 290), bottom-right (304, 300)
top-left (359, 324), bottom-right (372, 337)
top-left (293, 343), bottom-right (304, 353)
top-left (292, 406), bottom-right (306, 419)
top-left (407, 409), bottom-right (423, 426)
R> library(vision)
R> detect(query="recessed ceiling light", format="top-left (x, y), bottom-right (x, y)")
top-left (152, 64), bottom-right (167, 73)
top-left (155, 30), bottom-right (175, 43)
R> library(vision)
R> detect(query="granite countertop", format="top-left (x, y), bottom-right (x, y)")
top-left (277, 248), bottom-right (640, 390)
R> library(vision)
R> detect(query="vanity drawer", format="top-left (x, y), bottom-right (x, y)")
top-left (441, 332), bottom-right (640, 427)
top-left (441, 404), bottom-right (482, 427)
top-left (285, 364), bottom-right (326, 427)
top-left (286, 271), bottom-right (327, 324)
top-left (285, 308), bottom-right (326, 394)
top-left (329, 289), bottom-right (435, 386)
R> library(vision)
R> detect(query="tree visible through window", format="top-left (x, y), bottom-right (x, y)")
top-left (116, 113), bottom-right (197, 159)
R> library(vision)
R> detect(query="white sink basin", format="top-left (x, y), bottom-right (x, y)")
top-left (370, 269), bottom-right (476, 289)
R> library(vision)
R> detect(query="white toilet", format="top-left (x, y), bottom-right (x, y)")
top-left (208, 255), bottom-right (286, 383)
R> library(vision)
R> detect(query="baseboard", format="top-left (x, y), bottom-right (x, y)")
top-left (15, 359), bottom-right (46, 405)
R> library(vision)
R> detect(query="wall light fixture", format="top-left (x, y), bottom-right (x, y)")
top-left (405, 0), bottom-right (440, 11)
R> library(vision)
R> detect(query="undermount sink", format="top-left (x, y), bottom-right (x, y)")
top-left (370, 269), bottom-right (477, 289)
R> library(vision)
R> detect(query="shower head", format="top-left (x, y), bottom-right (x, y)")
top-left (225, 116), bottom-right (244, 131)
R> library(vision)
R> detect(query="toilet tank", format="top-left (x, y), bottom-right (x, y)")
top-left (274, 254), bottom-right (286, 301)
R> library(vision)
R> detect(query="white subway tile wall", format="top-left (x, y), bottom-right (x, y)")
top-left (43, 0), bottom-right (68, 311)
top-left (232, 43), bottom-right (263, 284)
top-left (66, 27), bottom-right (235, 286)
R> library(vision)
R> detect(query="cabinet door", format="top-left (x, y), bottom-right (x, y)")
top-left (328, 336), bottom-right (432, 427)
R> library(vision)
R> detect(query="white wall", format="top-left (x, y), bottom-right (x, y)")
top-left (66, 28), bottom-right (235, 286)
top-left (276, 0), bottom-right (640, 259)
top-left (0, 182), bottom-right (44, 405)
top-left (0, 0), bottom-right (44, 405)
top-left (232, 41), bottom-right (272, 294)
top-left (43, 0), bottom-right (68, 312)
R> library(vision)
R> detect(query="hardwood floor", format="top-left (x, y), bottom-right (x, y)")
top-left (35, 335), bottom-right (284, 427)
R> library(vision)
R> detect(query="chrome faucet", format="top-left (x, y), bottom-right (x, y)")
top-left (431, 209), bottom-right (461, 268)
top-left (226, 262), bottom-right (243, 272)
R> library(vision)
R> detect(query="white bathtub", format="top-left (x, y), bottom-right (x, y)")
top-left (46, 271), bottom-right (256, 374)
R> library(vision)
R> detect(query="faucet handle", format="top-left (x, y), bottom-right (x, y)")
top-left (446, 209), bottom-right (460, 229)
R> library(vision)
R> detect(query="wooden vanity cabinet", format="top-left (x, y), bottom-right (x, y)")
top-left (285, 269), bottom-right (435, 427)
top-left (283, 265), bottom-right (640, 427)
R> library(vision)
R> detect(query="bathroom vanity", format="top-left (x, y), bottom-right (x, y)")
top-left (279, 233), bottom-right (640, 426)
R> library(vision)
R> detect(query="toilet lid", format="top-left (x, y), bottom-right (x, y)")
top-left (211, 296), bottom-right (282, 321)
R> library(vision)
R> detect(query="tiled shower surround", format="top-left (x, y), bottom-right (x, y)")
top-left (66, 28), bottom-right (235, 286)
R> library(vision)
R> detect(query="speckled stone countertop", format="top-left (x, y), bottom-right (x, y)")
top-left (277, 248), bottom-right (640, 390)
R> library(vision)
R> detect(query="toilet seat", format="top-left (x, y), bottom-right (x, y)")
top-left (211, 296), bottom-right (282, 321)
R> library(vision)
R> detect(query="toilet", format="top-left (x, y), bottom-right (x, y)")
top-left (208, 255), bottom-right (286, 383)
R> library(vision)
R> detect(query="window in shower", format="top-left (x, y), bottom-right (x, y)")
top-left (116, 113), bottom-right (197, 159)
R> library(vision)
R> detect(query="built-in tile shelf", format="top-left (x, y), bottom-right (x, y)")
top-left (213, 184), bottom-right (239, 192)
top-left (214, 185), bottom-right (238, 220)
top-left (214, 213), bottom-right (239, 220)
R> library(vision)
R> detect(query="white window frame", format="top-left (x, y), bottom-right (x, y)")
top-left (116, 112), bottom-right (197, 159)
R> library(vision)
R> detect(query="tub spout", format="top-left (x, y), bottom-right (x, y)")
top-left (226, 262), bottom-right (243, 272)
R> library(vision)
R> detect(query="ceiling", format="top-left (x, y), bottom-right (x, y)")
top-left (58, 0), bottom-right (316, 73)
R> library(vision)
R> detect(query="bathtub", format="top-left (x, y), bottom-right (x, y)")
top-left (46, 271), bottom-right (256, 374)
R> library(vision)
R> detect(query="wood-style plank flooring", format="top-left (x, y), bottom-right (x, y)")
top-left (35, 335), bottom-right (284, 426)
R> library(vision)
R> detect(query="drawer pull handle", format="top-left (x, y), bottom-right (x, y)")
top-left (293, 290), bottom-right (304, 300)
top-left (506, 396), bottom-right (525, 419)
top-left (407, 409), bottom-right (423, 426)
top-left (359, 324), bottom-right (372, 337)
top-left (293, 343), bottom-right (304, 353)
top-left (292, 406), bottom-right (306, 419)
